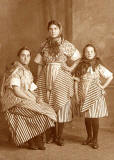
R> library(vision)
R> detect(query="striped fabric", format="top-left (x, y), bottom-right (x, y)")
top-left (85, 96), bottom-right (108, 118)
top-left (4, 106), bottom-right (54, 146)
top-left (37, 69), bottom-right (47, 103)
top-left (77, 65), bottom-right (112, 118)
top-left (80, 79), bottom-right (103, 112)
top-left (50, 69), bottom-right (74, 122)
top-left (38, 67), bottom-right (74, 122)
top-left (17, 99), bottom-right (57, 122)
top-left (1, 89), bottom-right (57, 122)
top-left (46, 63), bottom-right (61, 90)
top-left (1, 61), bottom-right (57, 146)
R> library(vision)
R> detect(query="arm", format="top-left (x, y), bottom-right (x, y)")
top-left (62, 47), bottom-right (81, 73)
top-left (70, 59), bottom-right (81, 72)
top-left (98, 64), bottom-right (113, 89)
top-left (13, 86), bottom-right (36, 101)
top-left (74, 80), bottom-right (80, 104)
top-left (99, 75), bottom-right (113, 89)
top-left (37, 64), bottom-right (43, 78)
top-left (62, 59), bottom-right (80, 73)
top-left (34, 53), bottom-right (44, 78)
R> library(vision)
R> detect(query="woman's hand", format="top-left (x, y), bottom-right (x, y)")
top-left (61, 63), bottom-right (72, 72)
top-left (73, 76), bottom-right (80, 82)
top-left (31, 90), bottom-right (38, 98)
top-left (62, 59), bottom-right (80, 73)
top-left (97, 83), bottom-right (106, 95)
top-left (26, 90), bottom-right (37, 101)
top-left (98, 75), bottom-right (113, 90)
top-left (99, 84), bottom-right (104, 89)
top-left (36, 97), bottom-right (43, 103)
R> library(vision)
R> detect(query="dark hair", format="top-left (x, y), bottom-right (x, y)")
top-left (82, 43), bottom-right (97, 58)
top-left (75, 44), bottom-right (102, 77)
top-left (47, 20), bottom-right (64, 41)
top-left (47, 20), bottom-right (62, 31)
top-left (17, 46), bottom-right (31, 57)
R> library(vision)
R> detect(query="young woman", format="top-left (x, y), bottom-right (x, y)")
top-left (34, 20), bottom-right (81, 146)
top-left (0, 47), bottom-right (56, 150)
top-left (74, 44), bottom-right (113, 149)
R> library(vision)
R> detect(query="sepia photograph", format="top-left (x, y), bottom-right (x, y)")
top-left (0, 0), bottom-right (114, 160)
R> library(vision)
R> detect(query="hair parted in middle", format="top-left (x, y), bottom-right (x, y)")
top-left (17, 46), bottom-right (31, 57)
top-left (75, 43), bottom-right (102, 77)
top-left (47, 20), bottom-right (62, 32)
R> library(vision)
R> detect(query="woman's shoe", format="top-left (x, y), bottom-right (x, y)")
top-left (92, 141), bottom-right (99, 149)
top-left (57, 138), bottom-right (64, 146)
top-left (46, 137), bottom-right (53, 144)
top-left (28, 145), bottom-right (39, 150)
top-left (47, 136), bottom-right (58, 144)
top-left (37, 134), bottom-right (46, 150)
top-left (38, 145), bottom-right (46, 150)
top-left (8, 133), bottom-right (12, 144)
top-left (28, 139), bottom-right (39, 150)
top-left (82, 138), bottom-right (92, 145)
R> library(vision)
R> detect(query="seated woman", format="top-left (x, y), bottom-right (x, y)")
top-left (0, 47), bottom-right (56, 150)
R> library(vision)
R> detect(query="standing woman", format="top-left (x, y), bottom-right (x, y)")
top-left (0, 47), bottom-right (56, 150)
top-left (74, 44), bottom-right (113, 149)
top-left (34, 20), bottom-right (81, 146)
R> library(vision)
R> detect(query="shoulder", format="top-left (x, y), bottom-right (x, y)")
top-left (62, 40), bottom-right (76, 56)
top-left (97, 64), bottom-right (108, 71)
top-left (5, 62), bottom-right (21, 78)
top-left (12, 67), bottom-right (24, 78)
top-left (63, 40), bottom-right (75, 48)
top-left (97, 64), bottom-right (113, 78)
top-left (12, 62), bottom-right (27, 77)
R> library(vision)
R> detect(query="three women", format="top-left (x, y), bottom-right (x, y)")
top-left (1, 20), bottom-right (113, 150)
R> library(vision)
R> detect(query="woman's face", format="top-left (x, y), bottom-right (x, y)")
top-left (19, 50), bottom-right (31, 65)
top-left (48, 24), bottom-right (60, 38)
top-left (84, 46), bottom-right (96, 60)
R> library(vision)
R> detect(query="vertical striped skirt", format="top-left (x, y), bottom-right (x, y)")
top-left (4, 106), bottom-right (55, 146)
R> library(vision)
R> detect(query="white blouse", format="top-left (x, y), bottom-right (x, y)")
top-left (10, 67), bottom-right (37, 92)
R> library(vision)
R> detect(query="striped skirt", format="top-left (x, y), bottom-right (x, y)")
top-left (85, 95), bottom-right (108, 118)
top-left (4, 106), bottom-right (55, 146)
top-left (37, 66), bottom-right (74, 123)
top-left (51, 69), bottom-right (74, 122)
top-left (79, 79), bottom-right (108, 118)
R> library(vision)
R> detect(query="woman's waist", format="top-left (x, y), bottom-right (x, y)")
top-left (46, 63), bottom-right (61, 72)
top-left (80, 75), bottom-right (100, 81)
top-left (46, 62), bottom-right (61, 66)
